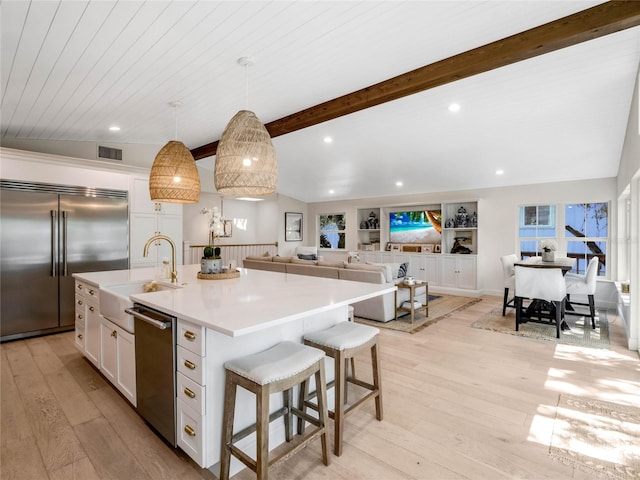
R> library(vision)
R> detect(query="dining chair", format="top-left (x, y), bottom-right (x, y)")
top-left (514, 265), bottom-right (566, 338)
top-left (564, 257), bottom-right (599, 329)
top-left (500, 254), bottom-right (519, 315)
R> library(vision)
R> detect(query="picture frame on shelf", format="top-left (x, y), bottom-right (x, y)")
top-left (434, 244), bottom-right (442, 253)
top-left (285, 212), bottom-right (303, 242)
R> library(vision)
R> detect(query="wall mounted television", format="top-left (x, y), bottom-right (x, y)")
top-left (389, 210), bottom-right (442, 244)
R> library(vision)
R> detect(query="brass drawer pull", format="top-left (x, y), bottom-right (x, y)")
top-left (183, 387), bottom-right (196, 398)
top-left (89, 306), bottom-right (95, 312)
top-left (88, 289), bottom-right (95, 295)
top-left (77, 300), bottom-right (83, 306)
top-left (184, 425), bottom-right (196, 436)
top-left (77, 334), bottom-right (83, 340)
top-left (111, 330), bottom-right (117, 338)
top-left (77, 284), bottom-right (83, 290)
top-left (184, 360), bottom-right (196, 370)
top-left (78, 314), bottom-right (83, 320)
top-left (183, 331), bottom-right (196, 340)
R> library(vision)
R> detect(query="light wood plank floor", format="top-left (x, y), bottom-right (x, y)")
top-left (1, 296), bottom-right (638, 480)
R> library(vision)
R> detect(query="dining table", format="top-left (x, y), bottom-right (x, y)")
top-left (514, 256), bottom-right (577, 330)
top-left (514, 256), bottom-right (576, 273)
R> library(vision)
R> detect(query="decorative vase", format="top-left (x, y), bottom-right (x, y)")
top-left (541, 250), bottom-right (555, 262)
top-left (201, 258), bottom-right (222, 274)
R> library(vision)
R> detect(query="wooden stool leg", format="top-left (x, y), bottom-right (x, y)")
top-left (315, 362), bottom-right (330, 466)
top-left (256, 386), bottom-right (270, 480)
top-left (283, 388), bottom-right (293, 442)
top-left (220, 372), bottom-right (237, 480)
top-left (297, 378), bottom-right (309, 435)
top-left (371, 339), bottom-right (383, 421)
top-left (333, 350), bottom-right (346, 456)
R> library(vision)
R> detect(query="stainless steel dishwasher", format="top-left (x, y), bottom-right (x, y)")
top-left (125, 303), bottom-right (177, 446)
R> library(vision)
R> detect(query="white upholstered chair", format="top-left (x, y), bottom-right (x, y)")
top-left (500, 254), bottom-right (518, 316)
top-left (514, 266), bottom-right (566, 338)
top-left (564, 257), bottom-right (599, 329)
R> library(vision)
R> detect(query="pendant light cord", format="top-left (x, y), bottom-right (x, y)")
top-left (244, 62), bottom-right (250, 109)
top-left (174, 103), bottom-right (178, 140)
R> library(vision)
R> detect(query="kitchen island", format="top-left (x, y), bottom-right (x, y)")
top-left (73, 264), bottom-right (394, 475)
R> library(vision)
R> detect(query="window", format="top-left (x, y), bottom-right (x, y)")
top-left (319, 214), bottom-right (346, 249)
top-left (565, 203), bottom-right (608, 276)
top-left (518, 205), bottom-right (556, 258)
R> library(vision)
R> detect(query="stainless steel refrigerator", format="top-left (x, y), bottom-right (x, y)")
top-left (1, 180), bottom-right (129, 342)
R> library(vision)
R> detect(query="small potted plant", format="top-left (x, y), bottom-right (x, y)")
top-left (201, 246), bottom-right (222, 274)
top-left (539, 239), bottom-right (558, 262)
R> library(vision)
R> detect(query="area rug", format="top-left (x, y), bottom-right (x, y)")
top-left (470, 307), bottom-right (610, 348)
top-left (549, 394), bottom-right (640, 480)
top-left (355, 295), bottom-right (481, 334)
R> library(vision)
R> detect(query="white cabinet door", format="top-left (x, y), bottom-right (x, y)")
top-left (116, 328), bottom-right (136, 406)
top-left (440, 255), bottom-right (476, 289)
top-left (425, 255), bottom-right (440, 285)
top-left (456, 255), bottom-right (477, 290)
top-left (130, 212), bottom-right (183, 267)
top-left (99, 317), bottom-right (137, 406)
top-left (132, 177), bottom-right (182, 215)
top-left (100, 319), bottom-right (118, 384)
top-left (405, 254), bottom-right (426, 282)
top-left (84, 302), bottom-right (101, 366)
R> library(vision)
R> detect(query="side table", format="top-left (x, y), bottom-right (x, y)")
top-left (395, 281), bottom-right (429, 323)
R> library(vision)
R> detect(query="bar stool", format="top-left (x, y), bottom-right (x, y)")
top-left (301, 321), bottom-right (383, 456)
top-left (219, 341), bottom-right (330, 480)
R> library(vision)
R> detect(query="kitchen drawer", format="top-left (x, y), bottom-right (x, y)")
top-left (75, 294), bottom-right (85, 309)
top-left (177, 399), bottom-right (204, 468)
top-left (76, 281), bottom-right (99, 301)
top-left (177, 319), bottom-right (205, 356)
top-left (177, 345), bottom-right (205, 385)
top-left (177, 372), bottom-right (206, 415)
top-left (75, 320), bottom-right (85, 350)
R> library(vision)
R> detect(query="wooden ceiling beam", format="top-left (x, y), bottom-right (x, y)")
top-left (191, 1), bottom-right (640, 160)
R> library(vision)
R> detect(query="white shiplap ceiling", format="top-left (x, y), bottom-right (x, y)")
top-left (1, 1), bottom-right (639, 203)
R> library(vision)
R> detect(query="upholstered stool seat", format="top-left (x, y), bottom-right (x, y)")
top-left (220, 341), bottom-right (330, 480)
top-left (302, 321), bottom-right (383, 456)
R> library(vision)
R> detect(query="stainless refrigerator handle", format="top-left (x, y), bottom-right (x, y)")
top-left (62, 211), bottom-right (68, 276)
top-left (125, 307), bottom-right (171, 330)
top-left (50, 210), bottom-right (57, 277)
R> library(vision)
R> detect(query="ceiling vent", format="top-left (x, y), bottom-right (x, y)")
top-left (97, 145), bottom-right (123, 161)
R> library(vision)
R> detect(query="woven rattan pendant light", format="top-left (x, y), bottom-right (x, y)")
top-left (214, 57), bottom-right (277, 196)
top-left (149, 101), bottom-right (201, 203)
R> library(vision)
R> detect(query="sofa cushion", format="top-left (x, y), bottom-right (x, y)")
top-left (245, 255), bottom-right (273, 262)
top-left (317, 260), bottom-right (346, 268)
top-left (273, 256), bottom-right (294, 263)
top-left (365, 262), bottom-right (394, 282)
top-left (297, 253), bottom-right (317, 260)
top-left (346, 263), bottom-right (388, 279)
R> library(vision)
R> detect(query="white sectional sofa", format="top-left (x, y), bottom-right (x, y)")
top-left (242, 256), bottom-right (426, 322)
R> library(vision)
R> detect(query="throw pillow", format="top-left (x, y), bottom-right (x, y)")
top-left (397, 262), bottom-right (409, 278)
top-left (297, 254), bottom-right (317, 260)
top-left (291, 257), bottom-right (317, 265)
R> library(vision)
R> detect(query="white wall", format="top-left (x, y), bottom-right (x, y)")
top-left (1, 138), bottom-right (162, 169)
top-left (306, 177), bottom-right (617, 297)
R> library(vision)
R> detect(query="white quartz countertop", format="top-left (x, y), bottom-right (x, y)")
top-left (74, 264), bottom-right (395, 337)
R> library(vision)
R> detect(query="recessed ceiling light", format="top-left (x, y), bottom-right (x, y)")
top-left (448, 103), bottom-right (461, 112)
top-left (328, 189), bottom-right (335, 194)
top-left (323, 136), bottom-right (333, 144)
top-left (395, 181), bottom-right (403, 187)
top-left (109, 126), bottom-right (120, 131)
top-left (496, 169), bottom-right (504, 175)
